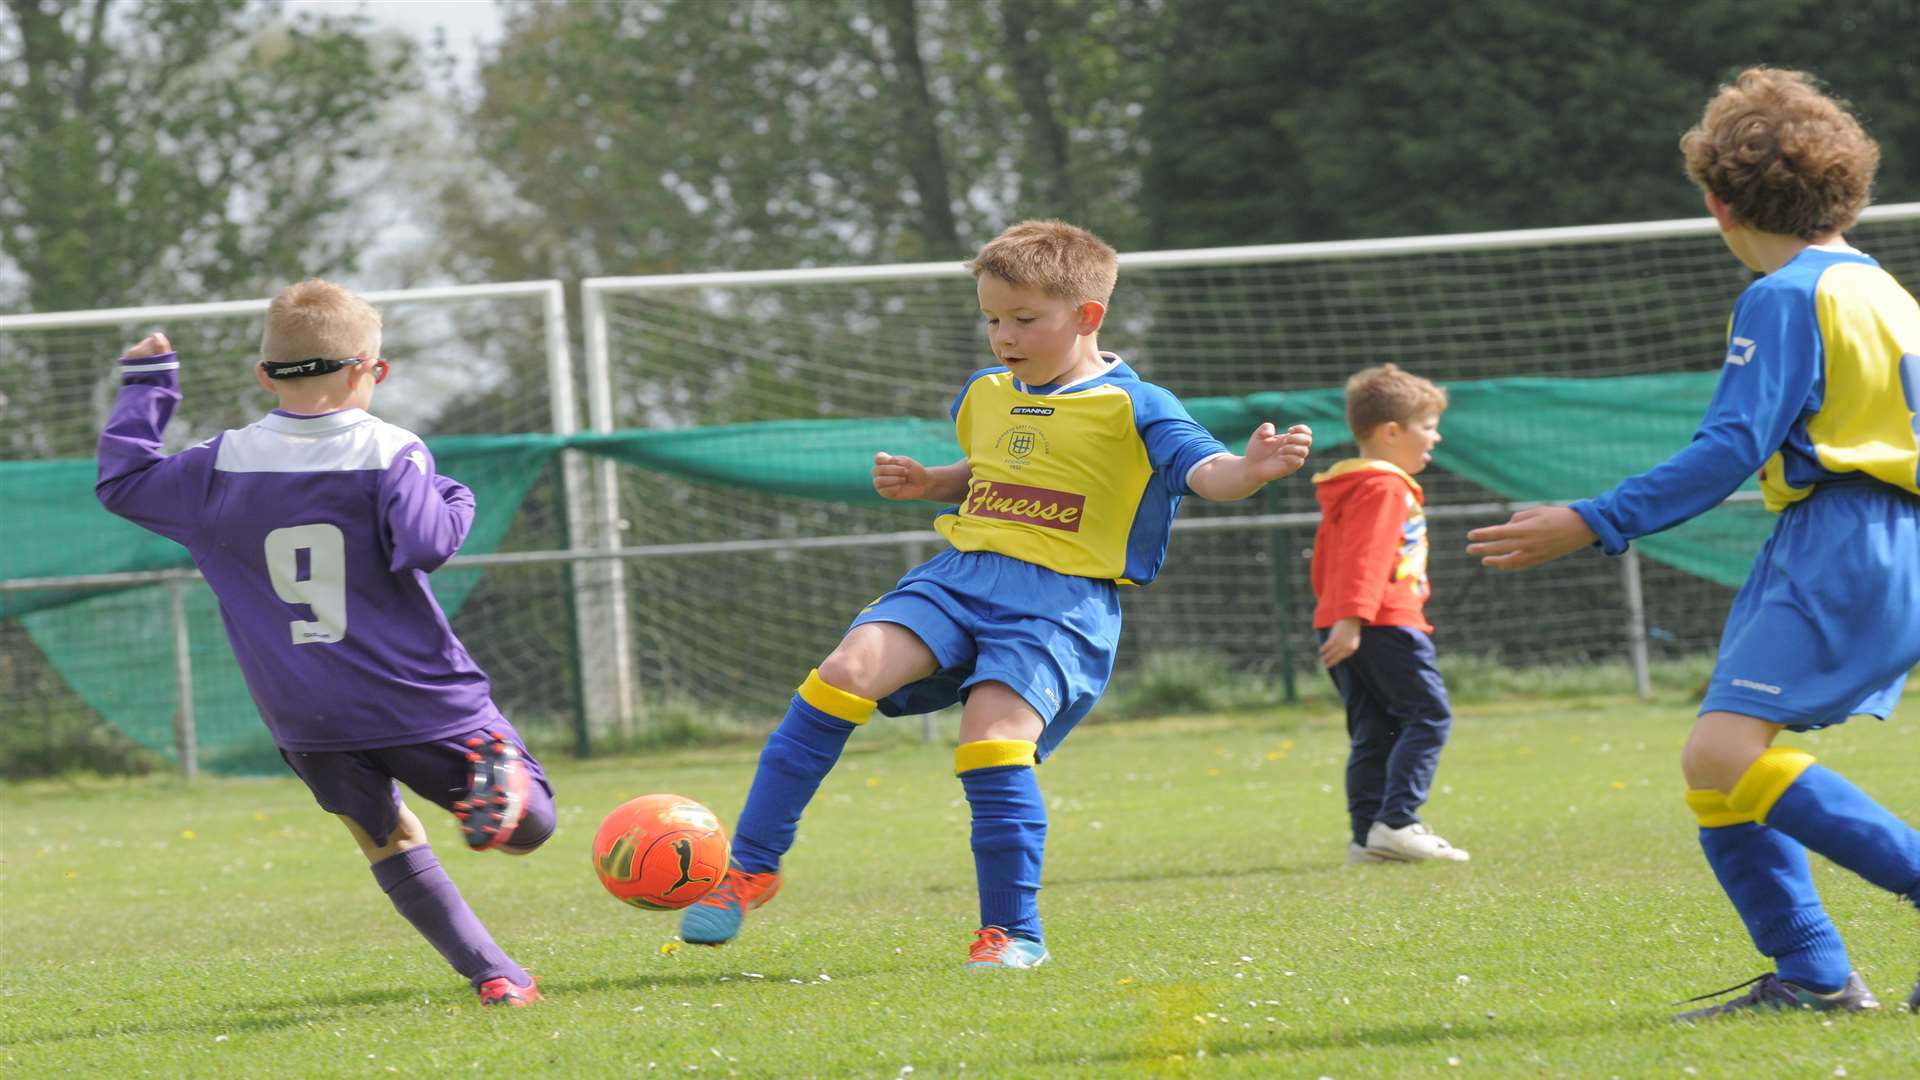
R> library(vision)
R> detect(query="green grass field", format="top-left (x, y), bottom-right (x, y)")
top-left (5, 691), bottom-right (1916, 1077)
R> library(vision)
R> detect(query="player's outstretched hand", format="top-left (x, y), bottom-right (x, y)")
top-left (872, 451), bottom-right (931, 501)
top-left (1465, 506), bottom-right (1597, 571)
top-left (1244, 422), bottom-right (1313, 482)
top-left (123, 331), bottom-right (172, 359)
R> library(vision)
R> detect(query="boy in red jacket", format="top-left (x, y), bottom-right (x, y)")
top-left (1311, 363), bottom-right (1466, 865)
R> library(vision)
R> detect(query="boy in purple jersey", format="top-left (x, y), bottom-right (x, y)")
top-left (1468, 69), bottom-right (1920, 1018)
top-left (96, 280), bottom-right (555, 1007)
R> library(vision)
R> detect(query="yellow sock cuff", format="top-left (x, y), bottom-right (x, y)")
top-left (1685, 788), bottom-right (1756, 828)
top-left (797, 669), bottom-right (874, 725)
top-left (954, 739), bottom-right (1037, 775)
top-left (1725, 747), bottom-right (1817, 824)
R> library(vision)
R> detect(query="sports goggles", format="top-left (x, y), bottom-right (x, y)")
top-left (261, 356), bottom-right (388, 381)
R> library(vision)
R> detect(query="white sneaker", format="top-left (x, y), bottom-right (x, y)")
top-left (1346, 841), bottom-right (1392, 865)
top-left (1365, 821), bottom-right (1470, 862)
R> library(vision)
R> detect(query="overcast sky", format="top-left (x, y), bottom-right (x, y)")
top-left (266, 0), bottom-right (514, 294)
top-left (283, 0), bottom-right (505, 89)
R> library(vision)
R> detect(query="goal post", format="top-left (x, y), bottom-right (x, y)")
top-left (9, 205), bottom-right (1919, 767)
top-left (0, 280), bottom-right (631, 771)
top-left (577, 204), bottom-right (1920, 726)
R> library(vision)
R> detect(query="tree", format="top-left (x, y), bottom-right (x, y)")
top-left (0, 0), bottom-right (415, 456)
top-left (408, 0), bottom-right (1171, 445)
top-left (869, 0), bottom-right (961, 256)
top-left (1141, 0), bottom-right (1918, 248)
top-left (428, 0), bottom-right (1163, 287)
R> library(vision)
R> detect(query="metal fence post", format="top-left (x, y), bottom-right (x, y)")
top-left (1621, 547), bottom-right (1653, 700)
top-left (573, 284), bottom-right (639, 742)
top-left (1265, 486), bottom-right (1299, 704)
top-left (167, 577), bottom-right (198, 780)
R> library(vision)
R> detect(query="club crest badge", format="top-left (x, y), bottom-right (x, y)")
top-left (994, 425), bottom-right (1050, 467)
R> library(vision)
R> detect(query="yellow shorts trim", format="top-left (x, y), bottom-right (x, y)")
top-left (1685, 788), bottom-right (1756, 828)
top-left (954, 739), bottom-right (1037, 775)
top-left (798, 669), bottom-right (875, 725)
top-left (1725, 747), bottom-right (1818, 824)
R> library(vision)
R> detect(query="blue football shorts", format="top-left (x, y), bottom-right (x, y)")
top-left (849, 546), bottom-right (1122, 760)
top-left (1701, 480), bottom-right (1920, 730)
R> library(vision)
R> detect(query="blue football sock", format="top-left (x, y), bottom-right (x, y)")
top-left (958, 741), bottom-right (1046, 944)
top-left (1697, 826), bottom-right (1849, 992)
top-left (730, 671), bottom-right (869, 875)
top-left (1734, 754), bottom-right (1920, 910)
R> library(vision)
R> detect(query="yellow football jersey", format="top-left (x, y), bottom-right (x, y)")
top-left (1760, 256), bottom-right (1920, 510)
top-left (934, 356), bottom-right (1228, 585)
top-left (1574, 245), bottom-right (1920, 553)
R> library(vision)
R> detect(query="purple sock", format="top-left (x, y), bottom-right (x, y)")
top-left (371, 845), bottom-right (527, 990)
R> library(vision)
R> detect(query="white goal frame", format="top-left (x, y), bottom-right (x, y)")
top-left (579, 203), bottom-right (1920, 710)
top-left (0, 280), bottom-right (640, 772)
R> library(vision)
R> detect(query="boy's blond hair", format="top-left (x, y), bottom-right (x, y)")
top-left (967, 219), bottom-right (1119, 305)
top-left (261, 279), bottom-right (383, 364)
top-left (1345, 363), bottom-right (1447, 440)
top-left (1680, 67), bottom-right (1879, 240)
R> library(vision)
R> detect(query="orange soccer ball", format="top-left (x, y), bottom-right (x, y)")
top-left (590, 794), bottom-right (730, 911)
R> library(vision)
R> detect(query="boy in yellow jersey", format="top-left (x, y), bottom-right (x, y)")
top-left (1468, 68), bottom-right (1920, 1018)
top-left (679, 220), bottom-right (1314, 967)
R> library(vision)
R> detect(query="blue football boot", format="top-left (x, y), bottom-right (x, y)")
top-left (678, 864), bottom-right (781, 946)
top-left (966, 926), bottom-right (1049, 969)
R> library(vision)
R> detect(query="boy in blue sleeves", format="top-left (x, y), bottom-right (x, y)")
top-left (1468, 68), bottom-right (1919, 1018)
top-left (678, 220), bottom-right (1314, 968)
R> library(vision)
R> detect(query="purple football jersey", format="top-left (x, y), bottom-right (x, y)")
top-left (96, 353), bottom-right (506, 751)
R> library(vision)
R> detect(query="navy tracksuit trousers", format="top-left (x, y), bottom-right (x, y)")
top-left (1319, 625), bottom-right (1454, 846)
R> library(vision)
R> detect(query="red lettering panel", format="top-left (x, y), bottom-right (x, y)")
top-left (964, 480), bottom-right (1086, 532)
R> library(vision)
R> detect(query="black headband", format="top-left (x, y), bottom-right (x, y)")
top-left (261, 356), bottom-right (366, 380)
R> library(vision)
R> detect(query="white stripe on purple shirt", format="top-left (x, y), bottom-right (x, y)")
top-left (96, 353), bottom-right (505, 751)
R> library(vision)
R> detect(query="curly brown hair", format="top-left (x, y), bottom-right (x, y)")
top-left (1680, 67), bottom-right (1880, 240)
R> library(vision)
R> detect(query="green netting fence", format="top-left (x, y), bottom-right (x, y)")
top-left (2, 371), bottom-right (1768, 772)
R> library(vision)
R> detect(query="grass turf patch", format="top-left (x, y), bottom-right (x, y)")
top-left (4, 691), bottom-right (1916, 1076)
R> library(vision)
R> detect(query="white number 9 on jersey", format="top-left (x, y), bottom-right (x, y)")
top-left (264, 524), bottom-right (348, 645)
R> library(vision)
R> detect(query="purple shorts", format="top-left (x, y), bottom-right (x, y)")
top-left (279, 724), bottom-right (555, 848)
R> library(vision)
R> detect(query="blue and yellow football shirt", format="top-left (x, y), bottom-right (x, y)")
top-left (934, 354), bottom-right (1229, 585)
top-left (1575, 243), bottom-right (1920, 552)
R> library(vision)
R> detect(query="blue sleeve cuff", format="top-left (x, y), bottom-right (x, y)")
top-left (1570, 499), bottom-right (1627, 557)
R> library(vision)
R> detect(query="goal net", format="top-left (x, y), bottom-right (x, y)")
top-left (0, 284), bottom-right (594, 773)
top-left (582, 206), bottom-right (1920, 727)
top-left (9, 208), bottom-right (1919, 769)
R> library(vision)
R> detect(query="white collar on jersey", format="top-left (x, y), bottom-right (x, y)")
top-left (1806, 238), bottom-right (1864, 255)
top-left (1013, 351), bottom-right (1122, 395)
top-left (260, 408), bottom-right (375, 434)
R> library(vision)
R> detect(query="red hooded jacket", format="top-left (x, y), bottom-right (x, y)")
top-left (1310, 459), bottom-right (1432, 632)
